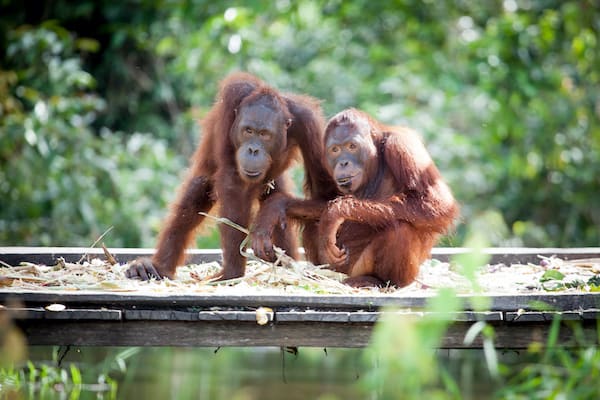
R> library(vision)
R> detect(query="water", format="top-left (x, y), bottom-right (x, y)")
top-left (5, 346), bottom-right (507, 399)
top-left (20, 346), bottom-right (366, 400)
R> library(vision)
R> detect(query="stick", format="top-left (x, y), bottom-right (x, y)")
top-left (102, 243), bottom-right (118, 265)
top-left (198, 212), bottom-right (249, 234)
top-left (78, 226), bottom-right (114, 263)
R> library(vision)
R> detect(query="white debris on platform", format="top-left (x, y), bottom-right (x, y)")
top-left (0, 251), bottom-right (599, 296)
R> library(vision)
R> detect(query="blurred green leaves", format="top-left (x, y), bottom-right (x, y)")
top-left (0, 24), bottom-right (182, 247)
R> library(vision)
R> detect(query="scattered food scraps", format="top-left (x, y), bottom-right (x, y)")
top-left (0, 253), bottom-right (598, 296)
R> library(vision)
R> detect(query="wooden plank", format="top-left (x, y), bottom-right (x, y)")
top-left (441, 321), bottom-right (599, 349)
top-left (12, 319), bottom-right (599, 348)
top-left (0, 307), bottom-right (45, 319)
top-left (3, 246), bottom-right (600, 267)
top-left (125, 310), bottom-right (199, 321)
top-left (4, 304), bottom-right (597, 348)
top-left (431, 247), bottom-right (600, 264)
top-left (14, 320), bottom-right (375, 348)
top-left (2, 306), bottom-right (122, 320)
top-left (487, 293), bottom-right (600, 312)
top-left (0, 247), bottom-right (222, 266)
top-left (43, 308), bottom-right (122, 320)
top-left (2, 291), bottom-right (600, 312)
top-left (0, 307), bottom-right (508, 324)
top-left (125, 310), bottom-right (267, 322)
top-left (3, 247), bottom-right (599, 349)
top-left (277, 311), bottom-right (352, 322)
top-left (276, 311), bottom-right (504, 323)
top-left (386, 311), bottom-right (504, 322)
top-left (348, 312), bottom-right (379, 323)
top-left (196, 311), bottom-right (258, 321)
top-left (505, 309), bottom-right (600, 322)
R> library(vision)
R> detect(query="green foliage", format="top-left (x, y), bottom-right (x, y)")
top-left (496, 318), bottom-right (600, 399)
top-left (453, 1), bottom-right (600, 246)
top-left (1, 1), bottom-right (599, 247)
top-left (0, 348), bottom-right (125, 399)
top-left (363, 252), bottom-right (600, 398)
top-left (363, 296), bottom-right (600, 399)
top-left (0, 23), bottom-right (182, 247)
top-left (538, 270), bottom-right (600, 292)
top-left (362, 284), bottom-right (464, 399)
top-left (540, 269), bottom-right (566, 282)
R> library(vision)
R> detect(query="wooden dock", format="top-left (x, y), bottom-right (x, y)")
top-left (1, 247), bottom-right (600, 349)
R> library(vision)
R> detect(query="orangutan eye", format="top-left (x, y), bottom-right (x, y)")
top-left (259, 130), bottom-right (271, 139)
top-left (330, 146), bottom-right (340, 154)
top-left (348, 142), bottom-right (358, 151)
top-left (245, 127), bottom-right (253, 135)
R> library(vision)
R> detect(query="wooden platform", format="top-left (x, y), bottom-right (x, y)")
top-left (1, 247), bottom-right (600, 349)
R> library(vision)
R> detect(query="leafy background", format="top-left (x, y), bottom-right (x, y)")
top-left (1, 0), bottom-right (598, 248)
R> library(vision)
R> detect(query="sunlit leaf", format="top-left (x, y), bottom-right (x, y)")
top-left (540, 270), bottom-right (565, 282)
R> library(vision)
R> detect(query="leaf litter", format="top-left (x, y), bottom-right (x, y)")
top-left (1, 247), bottom-right (599, 296)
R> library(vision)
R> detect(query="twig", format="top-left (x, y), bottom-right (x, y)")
top-left (204, 262), bottom-right (274, 286)
top-left (197, 211), bottom-right (286, 285)
top-left (78, 226), bottom-right (114, 263)
top-left (0, 275), bottom-right (48, 282)
top-left (102, 243), bottom-right (118, 265)
top-left (199, 211), bottom-right (274, 266)
top-left (198, 212), bottom-right (249, 234)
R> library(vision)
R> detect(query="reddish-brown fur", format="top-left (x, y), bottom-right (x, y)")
top-left (125, 72), bottom-right (335, 281)
top-left (253, 108), bottom-right (458, 288)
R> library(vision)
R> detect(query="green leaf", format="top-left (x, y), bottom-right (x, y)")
top-left (540, 270), bottom-right (565, 282)
top-left (75, 38), bottom-right (100, 53)
top-left (588, 284), bottom-right (600, 292)
top-left (156, 36), bottom-right (176, 56)
top-left (587, 275), bottom-right (600, 286)
top-left (69, 364), bottom-right (82, 385)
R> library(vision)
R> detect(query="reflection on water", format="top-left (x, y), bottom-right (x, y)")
top-left (14, 346), bottom-right (499, 399)
top-left (23, 346), bottom-right (365, 400)
top-left (119, 347), bottom-right (363, 400)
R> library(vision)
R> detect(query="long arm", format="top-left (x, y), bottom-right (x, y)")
top-left (322, 182), bottom-right (457, 233)
top-left (318, 190), bottom-right (457, 268)
top-left (285, 94), bottom-right (339, 200)
top-left (250, 94), bottom-right (338, 261)
top-left (125, 174), bottom-right (215, 280)
top-left (215, 172), bottom-right (256, 279)
top-left (282, 198), bottom-right (329, 221)
top-left (252, 194), bottom-right (328, 261)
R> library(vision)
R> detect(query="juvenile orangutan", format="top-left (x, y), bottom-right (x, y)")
top-left (252, 108), bottom-right (458, 287)
top-left (126, 72), bottom-right (335, 281)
